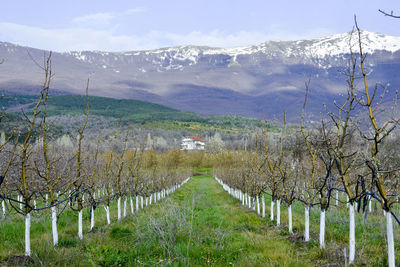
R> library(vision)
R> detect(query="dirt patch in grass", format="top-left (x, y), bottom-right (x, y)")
top-left (8, 255), bottom-right (34, 266)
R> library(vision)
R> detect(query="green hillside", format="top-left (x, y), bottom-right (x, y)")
top-left (46, 95), bottom-right (203, 124)
top-left (1, 94), bottom-right (273, 133)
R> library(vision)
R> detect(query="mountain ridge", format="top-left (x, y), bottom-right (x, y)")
top-left (0, 30), bottom-right (399, 121)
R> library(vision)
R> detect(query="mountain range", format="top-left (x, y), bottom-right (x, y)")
top-left (1, 30), bottom-right (400, 121)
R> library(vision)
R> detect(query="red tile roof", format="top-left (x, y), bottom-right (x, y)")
top-left (189, 136), bottom-right (206, 142)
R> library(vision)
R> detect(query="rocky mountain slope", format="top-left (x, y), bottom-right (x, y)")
top-left (0, 30), bottom-right (399, 121)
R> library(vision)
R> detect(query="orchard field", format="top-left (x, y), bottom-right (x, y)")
top-left (1, 24), bottom-right (400, 267)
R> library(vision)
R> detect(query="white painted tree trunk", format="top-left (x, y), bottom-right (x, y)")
top-left (248, 196), bottom-right (251, 209)
top-left (244, 193), bottom-right (247, 206)
top-left (51, 206), bottom-right (58, 245)
top-left (130, 197), bottom-right (134, 215)
top-left (368, 196), bottom-right (372, 213)
top-left (336, 191), bottom-right (338, 206)
top-left (288, 204), bottom-right (293, 234)
top-left (136, 196), bottom-right (139, 211)
top-left (140, 196), bottom-right (144, 209)
top-left (320, 209), bottom-right (325, 248)
top-left (117, 197), bottom-right (121, 221)
top-left (149, 194), bottom-right (152, 205)
top-left (25, 212), bottom-right (31, 256)
top-left (256, 196), bottom-right (260, 215)
top-left (271, 200), bottom-right (274, 221)
top-left (276, 199), bottom-right (280, 226)
top-left (105, 205), bottom-right (111, 225)
top-left (78, 210), bottom-right (83, 240)
top-left (2, 200), bottom-right (5, 218)
top-left (252, 197), bottom-right (256, 211)
top-left (386, 211), bottom-right (395, 267)
top-left (304, 206), bottom-right (310, 242)
top-left (145, 197), bottom-right (148, 207)
top-left (90, 206), bottom-right (95, 230)
top-left (262, 195), bottom-right (265, 218)
top-left (349, 203), bottom-right (355, 264)
top-left (123, 198), bottom-right (127, 218)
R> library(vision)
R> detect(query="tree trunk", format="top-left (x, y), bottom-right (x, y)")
top-left (130, 197), bottom-right (134, 215)
top-left (123, 198), bottom-right (127, 218)
top-left (368, 196), bottom-right (372, 213)
top-left (320, 209), bottom-right (325, 248)
top-left (288, 204), bottom-right (293, 234)
top-left (349, 203), bottom-right (355, 264)
top-left (90, 206), bottom-right (95, 230)
top-left (78, 210), bottom-right (83, 240)
top-left (117, 197), bottom-right (121, 221)
top-left (336, 191), bottom-right (338, 206)
top-left (25, 212), bottom-right (31, 256)
top-left (304, 206), bottom-right (310, 242)
top-left (262, 195), bottom-right (265, 218)
top-left (140, 196), bottom-right (144, 209)
top-left (386, 211), bottom-right (395, 267)
top-left (51, 206), bottom-right (58, 245)
top-left (256, 196), bottom-right (260, 215)
top-left (136, 196), bottom-right (139, 211)
top-left (277, 199), bottom-right (280, 226)
top-left (105, 205), bottom-right (111, 225)
top-left (2, 200), bottom-right (5, 218)
top-left (19, 195), bottom-right (22, 211)
top-left (271, 200), bottom-right (274, 221)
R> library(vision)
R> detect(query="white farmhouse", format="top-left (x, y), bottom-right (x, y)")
top-left (181, 136), bottom-right (206, 150)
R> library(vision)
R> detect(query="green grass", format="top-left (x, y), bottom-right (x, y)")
top-left (0, 176), bottom-right (315, 266)
top-left (259, 193), bottom-right (400, 266)
top-left (2, 176), bottom-right (393, 266)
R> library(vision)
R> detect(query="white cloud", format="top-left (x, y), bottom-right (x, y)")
top-left (71, 8), bottom-right (146, 28)
top-left (0, 22), bottom-right (335, 52)
top-left (123, 8), bottom-right (146, 16)
top-left (72, 12), bottom-right (115, 27)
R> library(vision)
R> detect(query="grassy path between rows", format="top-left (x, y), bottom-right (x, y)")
top-left (84, 175), bottom-right (316, 266)
top-left (2, 176), bottom-right (325, 266)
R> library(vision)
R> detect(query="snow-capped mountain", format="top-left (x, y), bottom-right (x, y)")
top-left (65, 30), bottom-right (400, 70)
top-left (1, 30), bottom-right (400, 120)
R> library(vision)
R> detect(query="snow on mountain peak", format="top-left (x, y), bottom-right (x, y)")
top-left (305, 30), bottom-right (400, 58)
top-left (63, 30), bottom-right (400, 70)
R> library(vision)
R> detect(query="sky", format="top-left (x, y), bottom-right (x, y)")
top-left (0, 0), bottom-right (399, 52)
